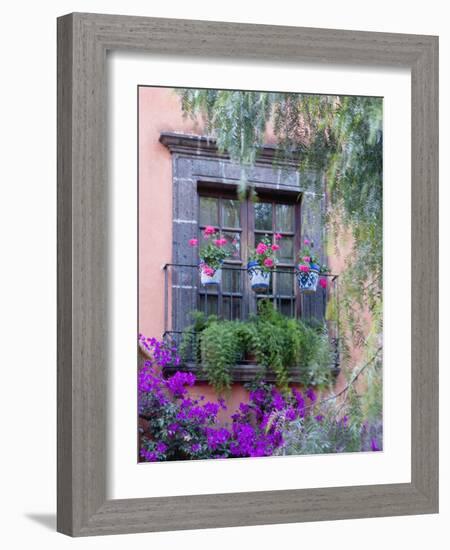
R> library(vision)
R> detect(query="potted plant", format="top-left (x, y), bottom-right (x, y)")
top-left (247, 234), bottom-right (281, 292)
top-left (189, 226), bottom-right (229, 286)
top-left (297, 238), bottom-right (329, 293)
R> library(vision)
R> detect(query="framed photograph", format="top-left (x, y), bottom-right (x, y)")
top-left (57, 13), bottom-right (438, 536)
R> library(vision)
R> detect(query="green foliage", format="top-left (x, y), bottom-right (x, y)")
top-left (177, 88), bottom-right (383, 320)
top-left (180, 303), bottom-right (333, 393)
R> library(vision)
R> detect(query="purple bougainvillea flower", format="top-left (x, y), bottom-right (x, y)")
top-left (271, 389), bottom-right (285, 411)
top-left (140, 448), bottom-right (158, 462)
top-left (306, 387), bottom-right (317, 402)
top-left (292, 389), bottom-right (306, 417)
top-left (218, 397), bottom-right (227, 410)
top-left (314, 414), bottom-right (324, 422)
top-left (371, 437), bottom-right (381, 452)
top-left (156, 441), bottom-right (168, 454)
top-left (286, 407), bottom-right (297, 421)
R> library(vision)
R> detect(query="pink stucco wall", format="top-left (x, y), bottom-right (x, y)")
top-left (139, 87), bottom-right (203, 339)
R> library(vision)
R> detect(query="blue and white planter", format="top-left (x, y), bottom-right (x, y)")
top-left (247, 260), bottom-right (271, 292)
top-left (297, 265), bottom-right (320, 293)
top-left (200, 265), bottom-right (222, 286)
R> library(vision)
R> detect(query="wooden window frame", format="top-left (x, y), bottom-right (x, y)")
top-left (197, 186), bottom-right (302, 320)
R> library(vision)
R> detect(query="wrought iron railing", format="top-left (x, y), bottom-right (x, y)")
top-left (162, 263), bottom-right (341, 375)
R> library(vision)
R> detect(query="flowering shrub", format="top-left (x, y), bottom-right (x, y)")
top-left (297, 237), bottom-right (329, 288)
top-left (248, 234), bottom-right (280, 271)
top-left (139, 337), bottom-right (319, 461)
top-left (189, 226), bottom-right (229, 274)
top-left (139, 336), bottom-right (381, 461)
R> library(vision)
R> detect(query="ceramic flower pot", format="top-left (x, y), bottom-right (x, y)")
top-left (247, 261), bottom-right (271, 292)
top-left (200, 265), bottom-right (222, 286)
top-left (297, 266), bottom-right (320, 293)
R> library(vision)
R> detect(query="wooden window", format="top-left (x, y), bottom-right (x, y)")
top-left (197, 189), bottom-right (301, 319)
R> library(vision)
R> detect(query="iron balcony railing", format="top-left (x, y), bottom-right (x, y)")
top-left (162, 262), bottom-right (341, 374)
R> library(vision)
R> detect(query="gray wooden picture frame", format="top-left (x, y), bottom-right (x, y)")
top-left (57, 12), bottom-right (439, 537)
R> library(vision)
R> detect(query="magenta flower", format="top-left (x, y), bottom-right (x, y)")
top-left (303, 238), bottom-right (310, 245)
top-left (299, 264), bottom-right (310, 272)
top-left (275, 233), bottom-right (282, 241)
top-left (202, 265), bottom-right (215, 277)
top-left (213, 238), bottom-right (227, 247)
top-left (302, 256), bottom-right (311, 263)
top-left (203, 225), bottom-right (216, 237)
top-left (271, 244), bottom-right (280, 251)
top-left (319, 277), bottom-right (328, 289)
top-left (188, 238), bottom-right (198, 247)
top-left (256, 242), bottom-right (268, 254)
top-left (263, 257), bottom-right (274, 268)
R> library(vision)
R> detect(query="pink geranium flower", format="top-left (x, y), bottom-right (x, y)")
top-left (214, 238), bottom-right (227, 247)
top-left (256, 242), bottom-right (268, 255)
top-left (275, 233), bottom-right (282, 241)
top-left (302, 256), bottom-right (311, 263)
top-left (202, 266), bottom-right (215, 277)
top-left (203, 226), bottom-right (216, 237)
top-left (271, 244), bottom-right (280, 251)
top-left (303, 238), bottom-right (310, 245)
top-left (299, 264), bottom-right (310, 272)
top-left (263, 257), bottom-right (274, 268)
top-left (319, 277), bottom-right (328, 289)
top-left (188, 238), bottom-right (198, 247)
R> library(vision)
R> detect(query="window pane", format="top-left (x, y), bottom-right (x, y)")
top-left (222, 296), bottom-right (242, 321)
top-left (222, 267), bottom-right (242, 293)
top-left (255, 202), bottom-right (273, 230)
top-left (275, 204), bottom-right (294, 233)
top-left (200, 196), bottom-right (218, 226)
top-left (198, 294), bottom-right (218, 316)
top-left (222, 199), bottom-right (240, 228)
top-left (276, 270), bottom-right (294, 295)
top-left (222, 231), bottom-right (241, 260)
top-left (279, 236), bottom-right (294, 262)
top-left (279, 299), bottom-right (296, 318)
top-left (255, 232), bottom-right (271, 247)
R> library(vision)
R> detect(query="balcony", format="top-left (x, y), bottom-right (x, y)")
top-left (162, 263), bottom-right (341, 383)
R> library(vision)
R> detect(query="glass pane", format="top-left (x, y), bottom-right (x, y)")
top-left (276, 270), bottom-right (294, 295)
top-left (255, 202), bottom-right (273, 230)
top-left (222, 267), bottom-right (241, 293)
top-left (199, 196), bottom-right (218, 227)
top-left (275, 204), bottom-right (294, 232)
top-left (223, 231), bottom-right (241, 259)
top-left (222, 199), bottom-right (240, 228)
top-left (254, 232), bottom-right (272, 247)
top-left (279, 236), bottom-right (294, 262)
top-left (222, 296), bottom-right (242, 321)
top-left (198, 294), bottom-right (218, 316)
top-left (279, 299), bottom-right (296, 318)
